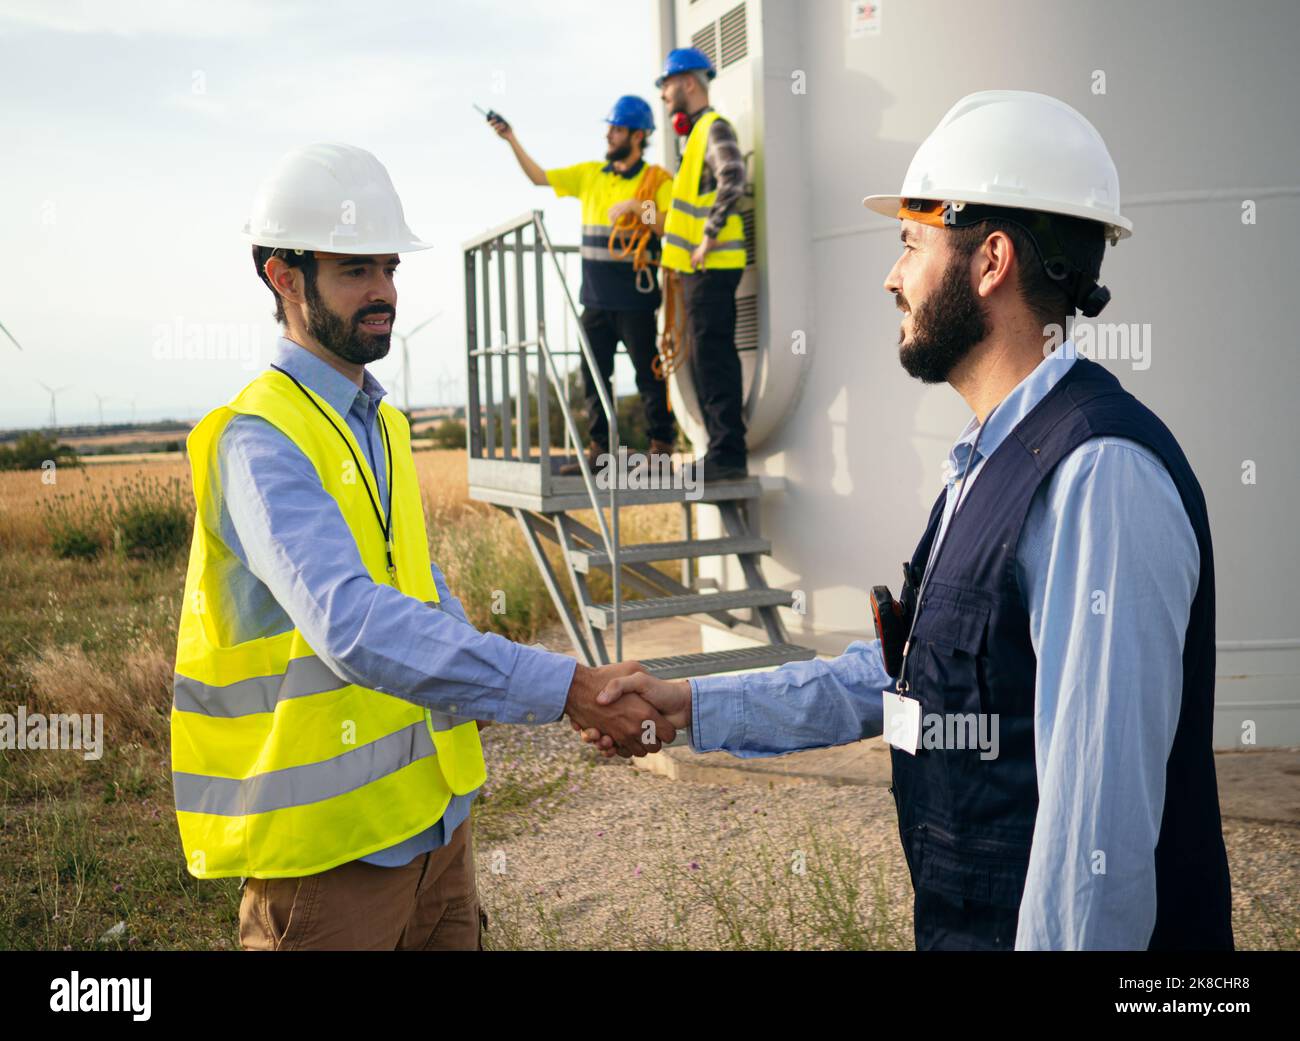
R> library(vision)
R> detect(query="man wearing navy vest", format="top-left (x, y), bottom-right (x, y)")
top-left (585, 91), bottom-right (1234, 950)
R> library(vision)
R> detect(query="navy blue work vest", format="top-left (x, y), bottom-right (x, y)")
top-left (890, 356), bottom-right (1233, 950)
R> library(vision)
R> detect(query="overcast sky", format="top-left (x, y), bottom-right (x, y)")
top-left (0, 0), bottom-right (660, 429)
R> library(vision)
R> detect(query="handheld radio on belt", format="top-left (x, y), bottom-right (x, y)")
top-left (870, 563), bottom-right (920, 678)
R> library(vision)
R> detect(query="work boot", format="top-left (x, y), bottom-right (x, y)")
top-left (648, 438), bottom-right (676, 464)
top-left (558, 444), bottom-right (602, 477)
top-left (682, 456), bottom-right (749, 484)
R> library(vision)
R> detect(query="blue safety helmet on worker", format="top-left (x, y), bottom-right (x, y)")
top-left (605, 95), bottom-right (655, 132)
top-left (655, 47), bottom-right (716, 87)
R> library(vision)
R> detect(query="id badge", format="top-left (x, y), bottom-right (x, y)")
top-left (883, 689), bottom-right (922, 755)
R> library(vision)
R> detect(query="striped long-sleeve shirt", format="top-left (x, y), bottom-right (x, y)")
top-left (694, 107), bottom-right (747, 239)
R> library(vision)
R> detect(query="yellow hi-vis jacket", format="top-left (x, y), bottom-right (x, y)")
top-left (661, 110), bottom-right (746, 272)
top-left (171, 368), bottom-right (486, 880)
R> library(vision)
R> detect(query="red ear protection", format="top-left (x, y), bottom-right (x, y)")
top-left (672, 111), bottom-right (692, 136)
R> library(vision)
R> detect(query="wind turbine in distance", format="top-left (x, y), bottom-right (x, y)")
top-left (36, 380), bottom-right (72, 431)
top-left (393, 312), bottom-right (442, 415)
top-left (93, 392), bottom-right (114, 428)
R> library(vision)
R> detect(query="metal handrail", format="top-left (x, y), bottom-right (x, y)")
top-left (531, 212), bottom-right (622, 660)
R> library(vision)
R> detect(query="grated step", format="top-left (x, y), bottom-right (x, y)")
top-left (570, 535), bottom-right (770, 574)
top-left (585, 588), bottom-right (792, 628)
top-left (641, 643), bottom-right (817, 679)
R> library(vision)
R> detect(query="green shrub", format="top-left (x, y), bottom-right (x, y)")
top-left (0, 431), bottom-right (79, 471)
top-left (109, 474), bottom-right (191, 560)
top-left (428, 418), bottom-right (467, 449)
top-left (40, 487), bottom-right (110, 560)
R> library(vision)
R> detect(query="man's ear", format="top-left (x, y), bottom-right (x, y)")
top-left (264, 255), bottom-right (306, 307)
top-left (977, 230), bottom-right (1017, 299)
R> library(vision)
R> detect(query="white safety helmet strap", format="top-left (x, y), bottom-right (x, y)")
top-left (924, 200), bottom-right (1114, 318)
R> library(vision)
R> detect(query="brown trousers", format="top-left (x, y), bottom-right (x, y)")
top-left (238, 817), bottom-right (484, 950)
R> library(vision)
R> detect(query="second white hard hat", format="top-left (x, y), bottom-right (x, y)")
top-left (863, 90), bottom-right (1133, 243)
top-left (243, 142), bottom-right (431, 254)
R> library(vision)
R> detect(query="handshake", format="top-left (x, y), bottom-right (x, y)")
top-left (563, 661), bottom-right (692, 758)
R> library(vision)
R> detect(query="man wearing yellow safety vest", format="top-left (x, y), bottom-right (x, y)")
top-left (657, 47), bottom-right (750, 482)
top-left (171, 143), bottom-right (674, 950)
top-left (486, 97), bottom-right (679, 476)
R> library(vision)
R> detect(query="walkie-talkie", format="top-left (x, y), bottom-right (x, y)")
top-left (473, 102), bottom-right (509, 132)
top-left (870, 562), bottom-right (920, 678)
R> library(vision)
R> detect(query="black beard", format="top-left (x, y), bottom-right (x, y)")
top-left (605, 141), bottom-right (633, 163)
top-left (304, 278), bottom-right (393, 365)
top-left (897, 256), bottom-right (989, 384)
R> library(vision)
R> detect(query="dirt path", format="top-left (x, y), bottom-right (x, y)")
top-left (474, 720), bottom-right (1299, 950)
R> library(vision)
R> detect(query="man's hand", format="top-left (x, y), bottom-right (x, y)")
top-left (689, 235), bottom-right (717, 271)
top-left (608, 199), bottom-right (638, 223)
top-left (564, 661), bottom-right (676, 757)
top-left (487, 114), bottom-right (514, 141)
top-left (574, 670), bottom-right (692, 758)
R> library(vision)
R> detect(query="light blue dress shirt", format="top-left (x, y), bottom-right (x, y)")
top-left (689, 348), bottom-right (1199, 950)
top-left (214, 337), bottom-right (576, 866)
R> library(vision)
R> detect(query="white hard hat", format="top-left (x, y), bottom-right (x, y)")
top-left (243, 142), bottom-right (431, 254)
top-left (863, 90), bottom-right (1133, 244)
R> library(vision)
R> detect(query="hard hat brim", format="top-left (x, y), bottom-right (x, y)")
top-left (242, 229), bottom-right (434, 254)
top-left (861, 192), bottom-right (1133, 241)
top-left (655, 67), bottom-right (715, 89)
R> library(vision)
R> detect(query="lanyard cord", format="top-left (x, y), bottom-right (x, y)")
top-left (894, 401), bottom-right (1000, 694)
top-left (269, 364), bottom-right (397, 579)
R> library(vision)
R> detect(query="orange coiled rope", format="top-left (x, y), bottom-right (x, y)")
top-left (608, 165), bottom-right (688, 412)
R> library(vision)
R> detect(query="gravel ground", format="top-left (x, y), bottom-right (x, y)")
top-left (472, 720), bottom-right (1299, 950)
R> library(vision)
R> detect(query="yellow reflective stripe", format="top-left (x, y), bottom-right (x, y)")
top-left (172, 686), bottom-right (426, 777)
top-left (177, 755), bottom-right (452, 879)
top-left (671, 198), bottom-right (711, 218)
top-left (176, 605), bottom-right (448, 719)
top-left (173, 655), bottom-right (346, 718)
top-left (174, 719), bottom-right (434, 816)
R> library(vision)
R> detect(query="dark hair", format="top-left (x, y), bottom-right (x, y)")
top-left (946, 212), bottom-right (1105, 329)
top-left (252, 246), bottom-right (318, 325)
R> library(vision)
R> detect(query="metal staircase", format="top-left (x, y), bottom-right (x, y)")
top-left (462, 211), bottom-right (816, 679)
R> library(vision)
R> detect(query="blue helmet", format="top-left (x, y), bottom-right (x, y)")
top-left (605, 95), bottom-right (655, 132)
top-left (655, 46), bottom-right (716, 88)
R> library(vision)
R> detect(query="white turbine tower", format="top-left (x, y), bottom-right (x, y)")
top-left (93, 392), bottom-right (114, 428)
top-left (392, 312), bottom-right (442, 415)
top-left (36, 380), bottom-right (72, 431)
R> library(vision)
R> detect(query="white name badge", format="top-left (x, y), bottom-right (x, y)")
top-left (883, 690), bottom-right (922, 755)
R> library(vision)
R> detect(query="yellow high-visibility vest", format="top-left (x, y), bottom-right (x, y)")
top-left (661, 110), bottom-right (746, 272)
top-left (171, 368), bottom-right (486, 880)
top-left (545, 159), bottom-right (674, 265)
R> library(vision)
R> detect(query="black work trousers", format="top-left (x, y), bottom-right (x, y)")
top-left (578, 307), bottom-right (676, 449)
top-left (678, 267), bottom-right (747, 467)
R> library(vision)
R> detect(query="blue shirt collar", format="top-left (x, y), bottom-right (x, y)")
top-left (948, 346), bottom-right (1078, 476)
top-left (271, 336), bottom-right (388, 419)
top-left (601, 157), bottom-right (646, 179)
